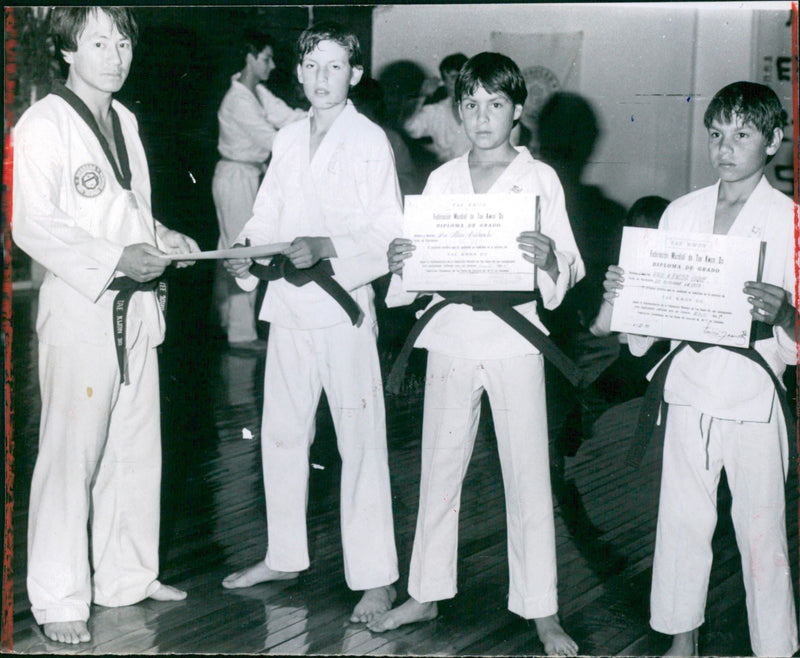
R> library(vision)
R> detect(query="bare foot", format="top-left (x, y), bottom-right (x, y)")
top-left (366, 597), bottom-right (438, 632)
top-left (664, 628), bottom-right (699, 656)
top-left (148, 582), bottom-right (187, 601)
top-left (350, 584), bottom-right (397, 623)
top-left (534, 614), bottom-right (578, 656)
top-left (221, 559), bottom-right (299, 589)
top-left (42, 620), bottom-right (91, 644)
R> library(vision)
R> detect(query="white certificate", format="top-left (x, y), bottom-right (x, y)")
top-left (402, 194), bottom-right (536, 292)
top-left (163, 243), bottom-right (290, 261)
top-left (610, 227), bottom-right (764, 347)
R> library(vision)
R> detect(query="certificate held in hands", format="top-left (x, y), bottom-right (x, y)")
top-left (610, 227), bottom-right (764, 347)
top-left (402, 193), bottom-right (536, 292)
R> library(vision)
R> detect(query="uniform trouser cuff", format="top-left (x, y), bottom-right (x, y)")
top-left (508, 593), bottom-right (558, 620)
top-left (408, 580), bottom-right (456, 604)
top-left (31, 603), bottom-right (90, 625)
top-left (650, 615), bottom-right (704, 636)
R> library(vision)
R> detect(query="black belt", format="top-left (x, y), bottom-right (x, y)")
top-left (249, 254), bottom-right (363, 326)
top-left (626, 337), bottom-right (795, 468)
top-left (108, 277), bottom-right (168, 385)
top-left (385, 290), bottom-right (582, 394)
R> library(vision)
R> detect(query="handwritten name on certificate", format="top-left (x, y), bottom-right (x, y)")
top-left (402, 194), bottom-right (536, 292)
top-left (610, 227), bottom-right (763, 347)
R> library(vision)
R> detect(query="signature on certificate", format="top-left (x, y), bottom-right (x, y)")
top-left (702, 322), bottom-right (747, 346)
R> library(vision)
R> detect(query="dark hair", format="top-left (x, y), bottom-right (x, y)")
top-left (296, 21), bottom-right (362, 68)
top-left (439, 53), bottom-right (468, 77)
top-left (703, 81), bottom-right (787, 139)
top-left (240, 29), bottom-right (273, 62)
top-left (51, 7), bottom-right (138, 55)
top-left (454, 52), bottom-right (527, 107)
top-left (626, 195), bottom-right (670, 230)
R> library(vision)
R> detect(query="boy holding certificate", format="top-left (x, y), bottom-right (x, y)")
top-left (601, 82), bottom-right (798, 657)
top-left (222, 22), bottom-right (401, 624)
top-left (369, 52), bottom-right (584, 656)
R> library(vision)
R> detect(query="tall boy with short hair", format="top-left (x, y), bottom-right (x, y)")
top-left (12, 6), bottom-right (197, 645)
top-left (368, 52), bottom-right (583, 656)
top-left (222, 22), bottom-right (400, 623)
top-left (602, 81), bottom-right (798, 657)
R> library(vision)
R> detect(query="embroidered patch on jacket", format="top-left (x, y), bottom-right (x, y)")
top-left (74, 163), bottom-right (105, 197)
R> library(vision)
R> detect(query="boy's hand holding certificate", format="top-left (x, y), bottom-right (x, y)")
top-left (610, 227), bottom-right (763, 347)
top-left (402, 194), bottom-right (536, 292)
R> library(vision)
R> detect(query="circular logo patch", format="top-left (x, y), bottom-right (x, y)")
top-left (521, 66), bottom-right (561, 131)
top-left (74, 163), bottom-right (105, 197)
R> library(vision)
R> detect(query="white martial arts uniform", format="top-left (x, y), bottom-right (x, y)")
top-left (212, 75), bottom-right (305, 343)
top-left (233, 101), bottom-right (400, 590)
top-left (404, 97), bottom-right (472, 164)
top-left (628, 177), bottom-right (799, 657)
top-left (385, 147), bottom-right (585, 618)
top-left (12, 89), bottom-right (169, 624)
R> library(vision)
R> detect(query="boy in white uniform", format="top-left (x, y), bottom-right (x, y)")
top-left (222, 22), bottom-right (400, 623)
top-left (212, 29), bottom-right (305, 348)
top-left (12, 7), bottom-right (198, 645)
top-left (600, 81), bottom-right (798, 657)
top-left (368, 53), bottom-right (583, 656)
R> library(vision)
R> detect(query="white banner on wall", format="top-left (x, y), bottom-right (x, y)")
top-left (489, 31), bottom-right (584, 132)
top-left (753, 9), bottom-right (796, 197)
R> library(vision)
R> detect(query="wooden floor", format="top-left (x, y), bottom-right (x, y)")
top-left (5, 265), bottom-right (799, 656)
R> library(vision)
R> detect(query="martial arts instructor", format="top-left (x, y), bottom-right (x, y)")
top-left (12, 6), bottom-right (199, 645)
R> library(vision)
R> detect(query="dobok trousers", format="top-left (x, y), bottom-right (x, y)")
top-left (408, 351), bottom-right (559, 619)
top-left (260, 321), bottom-right (398, 590)
top-left (650, 397), bottom-right (798, 657)
top-left (28, 330), bottom-right (162, 624)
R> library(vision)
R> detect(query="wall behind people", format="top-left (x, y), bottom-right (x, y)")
top-left (371, 2), bottom-right (795, 208)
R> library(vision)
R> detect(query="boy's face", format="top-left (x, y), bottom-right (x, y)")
top-left (249, 46), bottom-right (276, 83)
top-left (707, 116), bottom-right (781, 185)
top-left (458, 85), bottom-right (522, 151)
top-left (297, 39), bottom-right (363, 112)
top-left (62, 9), bottom-right (133, 96)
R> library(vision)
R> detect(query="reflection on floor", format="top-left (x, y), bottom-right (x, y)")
top-left (7, 268), bottom-right (799, 655)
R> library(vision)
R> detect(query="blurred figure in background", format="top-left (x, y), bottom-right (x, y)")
top-left (402, 52), bottom-right (470, 164)
top-left (351, 76), bottom-right (421, 197)
top-left (212, 28), bottom-right (306, 351)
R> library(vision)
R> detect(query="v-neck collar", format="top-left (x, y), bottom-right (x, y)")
top-left (710, 175), bottom-right (770, 237)
top-left (461, 147), bottom-right (529, 193)
top-left (52, 83), bottom-right (132, 190)
top-left (307, 101), bottom-right (353, 168)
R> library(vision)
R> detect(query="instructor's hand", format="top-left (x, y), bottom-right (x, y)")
top-left (158, 228), bottom-right (200, 268)
top-left (116, 243), bottom-right (169, 282)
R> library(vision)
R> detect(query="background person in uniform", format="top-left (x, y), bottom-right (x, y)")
top-left (402, 52), bottom-right (471, 165)
top-left (211, 28), bottom-right (306, 351)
